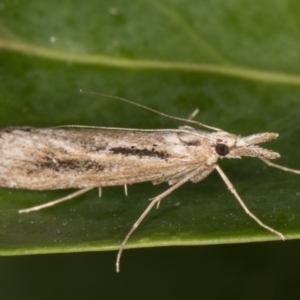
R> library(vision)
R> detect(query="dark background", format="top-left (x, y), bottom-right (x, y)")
top-left (1, 240), bottom-right (300, 300)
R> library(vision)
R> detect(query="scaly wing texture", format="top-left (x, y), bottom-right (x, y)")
top-left (0, 128), bottom-right (214, 189)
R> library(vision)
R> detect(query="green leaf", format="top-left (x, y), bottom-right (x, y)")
top-left (1, 0), bottom-right (300, 262)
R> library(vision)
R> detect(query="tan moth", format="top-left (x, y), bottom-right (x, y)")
top-left (1, 92), bottom-right (299, 272)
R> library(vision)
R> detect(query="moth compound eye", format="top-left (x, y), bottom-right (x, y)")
top-left (215, 143), bottom-right (229, 156)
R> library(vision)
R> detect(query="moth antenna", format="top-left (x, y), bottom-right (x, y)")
top-left (80, 90), bottom-right (221, 132)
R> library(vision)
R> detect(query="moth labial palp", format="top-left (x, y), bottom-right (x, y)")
top-left (2, 93), bottom-right (300, 272)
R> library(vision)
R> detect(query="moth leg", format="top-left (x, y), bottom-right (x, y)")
top-left (124, 184), bottom-right (128, 196)
top-left (116, 167), bottom-right (202, 273)
top-left (19, 187), bottom-right (94, 214)
top-left (260, 157), bottom-right (300, 175)
top-left (98, 187), bottom-right (102, 197)
top-left (187, 108), bottom-right (199, 121)
top-left (215, 165), bottom-right (285, 240)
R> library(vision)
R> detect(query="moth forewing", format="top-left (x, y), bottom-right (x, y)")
top-left (0, 127), bottom-right (210, 189)
top-left (2, 98), bottom-right (300, 272)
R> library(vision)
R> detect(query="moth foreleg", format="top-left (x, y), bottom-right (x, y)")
top-left (260, 157), bottom-right (300, 175)
top-left (215, 165), bottom-right (285, 240)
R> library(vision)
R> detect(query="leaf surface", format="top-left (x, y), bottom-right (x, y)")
top-left (1, 0), bottom-right (300, 257)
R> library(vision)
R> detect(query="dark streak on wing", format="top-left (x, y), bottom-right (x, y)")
top-left (178, 134), bottom-right (202, 147)
top-left (109, 146), bottom-right (169, 160)
top-left (31, 156), bottom-right (105, 173)
top-left (182, 140), bottom-right (201, 146)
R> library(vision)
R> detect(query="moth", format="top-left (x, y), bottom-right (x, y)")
top-left (1, 93), bottom-right (299, 272)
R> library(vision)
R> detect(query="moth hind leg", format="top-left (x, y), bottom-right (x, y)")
top-left (18, 187), bottom-right (94, 214)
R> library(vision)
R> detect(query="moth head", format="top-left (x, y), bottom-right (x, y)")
top-left (210, 131), bottom-right (280, 160)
